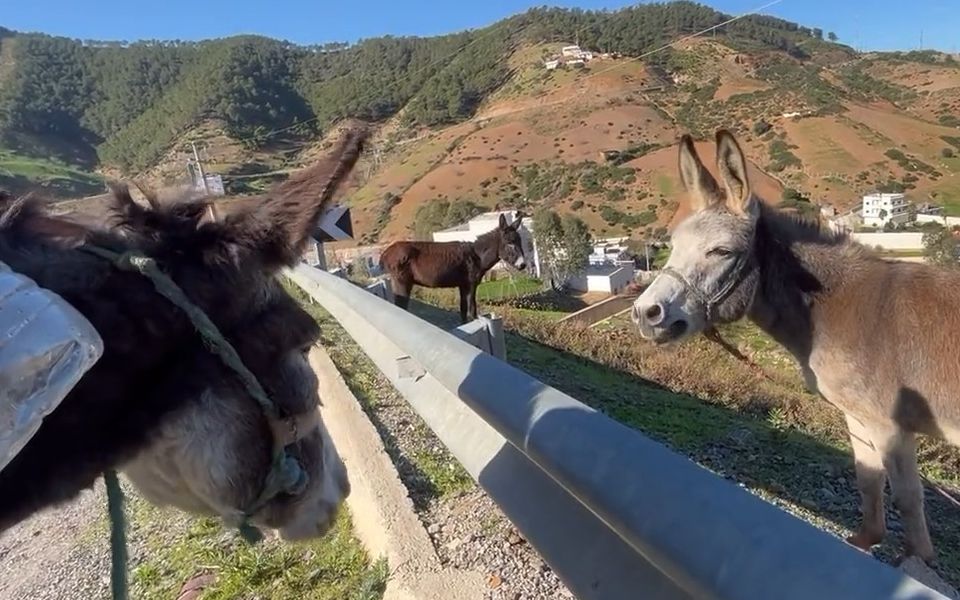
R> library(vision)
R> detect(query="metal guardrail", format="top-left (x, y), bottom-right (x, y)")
top-left (287, 264), bottom-right (948, 600)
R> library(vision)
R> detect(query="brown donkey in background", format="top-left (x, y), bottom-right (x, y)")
top-left (380, 212), bottom-right (528, 323)
top-left (633, 129), bottom-right (960, 563)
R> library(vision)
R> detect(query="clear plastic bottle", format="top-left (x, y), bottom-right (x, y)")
top-left (0, 260), bottom-right (103, 472)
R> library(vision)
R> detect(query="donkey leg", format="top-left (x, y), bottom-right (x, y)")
top-left (468, 285), bottom-right (479, 321)
top-left (392, 280), bottom-right (412, 311)
top-left (877, 428), bottom-right (935, 561)
top-left (844, 413), bottom-right (888, 551)
top-left (458, 285), bottom-right (469, 324)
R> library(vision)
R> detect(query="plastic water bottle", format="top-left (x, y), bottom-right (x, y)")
top-left (0, 260), bottom-right (103, 473)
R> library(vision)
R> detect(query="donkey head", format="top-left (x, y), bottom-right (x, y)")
top-left (115, 131), bottom-right (366, 540)
top-left (497, 211), bottom-right (527, 271)
top-left (632, 130), bottom-right (760, 343)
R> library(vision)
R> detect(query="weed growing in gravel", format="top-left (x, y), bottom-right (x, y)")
top-left (128, 493), bottom-right (387, 600)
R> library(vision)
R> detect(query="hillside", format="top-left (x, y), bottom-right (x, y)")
top-left (1, 3), bottom-right (959, 243)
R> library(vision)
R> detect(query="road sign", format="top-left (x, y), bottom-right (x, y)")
top-left (315, 204), bottom-right (353, 242)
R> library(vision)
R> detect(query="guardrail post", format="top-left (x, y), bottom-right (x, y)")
top-left (481, 314), bottom-right (506, 361)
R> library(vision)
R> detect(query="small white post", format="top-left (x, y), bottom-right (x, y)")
top-left (482, 314), bottom-right (507, 361)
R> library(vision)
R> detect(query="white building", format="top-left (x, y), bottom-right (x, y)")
top-left (432, 210), bottom-right (537, 274)
top-left (862, 193), bottom-right (911, 227)
top-left (567, 264), bottom-right (633, 295)
top-left (588, 237), bottom-right (634, 267)
top-left (850, 232), bottom-right (924, 251)
top-left (544, 59), bottom-right (560, 70)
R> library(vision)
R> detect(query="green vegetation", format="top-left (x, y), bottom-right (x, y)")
top-left (880, 50), bottom-right (957, 66)
top-left (602, 142), bottom-right (660, 166)
top-left (676, 78), bottom-right (720, 134)
top-left (767, 138), bottom-right (802, 173)
top-left (533, 208), bottom-right (592, 288)
top-left (922, 224), bottom-right (960, 267)
top-left (362, 192), bottom-right (402, 244)
top-left (884, 148), bottom-right (938, 177)
top-left (511, 162), bottom-right (578, 202)
top-left (599, 204), bottom-right (657, 228)
top-left (0, 3), bottom-right (844, 180)
top-left (942, 136), bottom-right (960, 151)
top-left (754, 60), bottom-right (845, 113)
top-left (579, 163), bottom-right (636, 194)
top-left (752, 120), bottom-right (772, 136)
top-left (838, 63), bottom-right (916, 104)
top-left (477, 276), bottom-right (543, 301)
top-left (129, 494), bottom-right (387, 600)
top-left (778, 187), bottom-right (818, 219)
top-left (412, 198), bottom-right (484, 239)
top-left (0, 148), bottom-right (103, 197)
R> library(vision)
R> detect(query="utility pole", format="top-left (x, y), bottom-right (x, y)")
top-left (190, 141), bottom-right (218, 222)
top-left (191, 141), bottom-right (209, 195)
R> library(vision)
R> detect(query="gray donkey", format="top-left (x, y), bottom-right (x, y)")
top-left (632, 129), bottom-right (960, 563)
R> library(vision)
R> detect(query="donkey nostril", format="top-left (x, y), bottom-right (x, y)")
top-left (645, 304), bottom-right (663, 323)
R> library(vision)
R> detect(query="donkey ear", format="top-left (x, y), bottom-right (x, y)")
top-left (715, 129), bottom-right (756, 217)
top-left (499, 213), bottom-right (509, 229)
top-left (678, 134), bottom-right (720, 212)
top-left (233, 129), bottom-right (366, 271)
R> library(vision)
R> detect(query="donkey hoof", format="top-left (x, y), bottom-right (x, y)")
top-left (846, 530), bottom-right (883, 551)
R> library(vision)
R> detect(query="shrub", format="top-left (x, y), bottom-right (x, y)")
top-left (752, 120), bottom-right (772, 135)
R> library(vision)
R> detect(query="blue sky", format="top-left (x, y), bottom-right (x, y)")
top-left (3, 0), bottom-right (958, 52)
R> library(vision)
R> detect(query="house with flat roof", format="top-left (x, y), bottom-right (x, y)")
top-left (567, 263), bottom-right (633, 295)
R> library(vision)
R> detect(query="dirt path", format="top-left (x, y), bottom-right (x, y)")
top-left (0, 484), bottom-right (111, 600)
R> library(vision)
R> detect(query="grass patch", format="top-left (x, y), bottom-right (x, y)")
top-left (128, 494), bottom-right (387, 600)
top-left (656, 174), bottom-right (674, 197)
top-left (0, 148), bottom-right (104, 198)
top-left (939, 195), bottom-right (960, 217)
top-left (477, 276), bottom-right (542, 301)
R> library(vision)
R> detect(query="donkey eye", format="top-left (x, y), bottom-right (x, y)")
top-left (708, 247), bottom-right (734, 258)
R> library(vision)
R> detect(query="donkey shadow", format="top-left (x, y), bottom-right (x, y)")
top-left (404, 300), bottom-right (960, 588)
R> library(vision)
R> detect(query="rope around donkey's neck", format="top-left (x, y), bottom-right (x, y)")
top-left (104, 470), bottom-right (128, 600)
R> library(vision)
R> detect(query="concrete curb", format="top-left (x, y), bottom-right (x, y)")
top-left (309, 346), bottom-right (485, 600)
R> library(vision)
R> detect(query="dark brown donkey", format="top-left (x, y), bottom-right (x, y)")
top-left (380, 212), bottom-right (528, 323)
top-left (633, 129), bottom-right (960, 563)
top-left (0, 131), bottom-right (365, 540)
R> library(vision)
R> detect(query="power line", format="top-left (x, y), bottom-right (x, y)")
top-left (573, 0), bottom-right (786, 87)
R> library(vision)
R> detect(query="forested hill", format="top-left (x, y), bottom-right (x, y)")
top-left (0, 1), bottom-right (841, 176)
